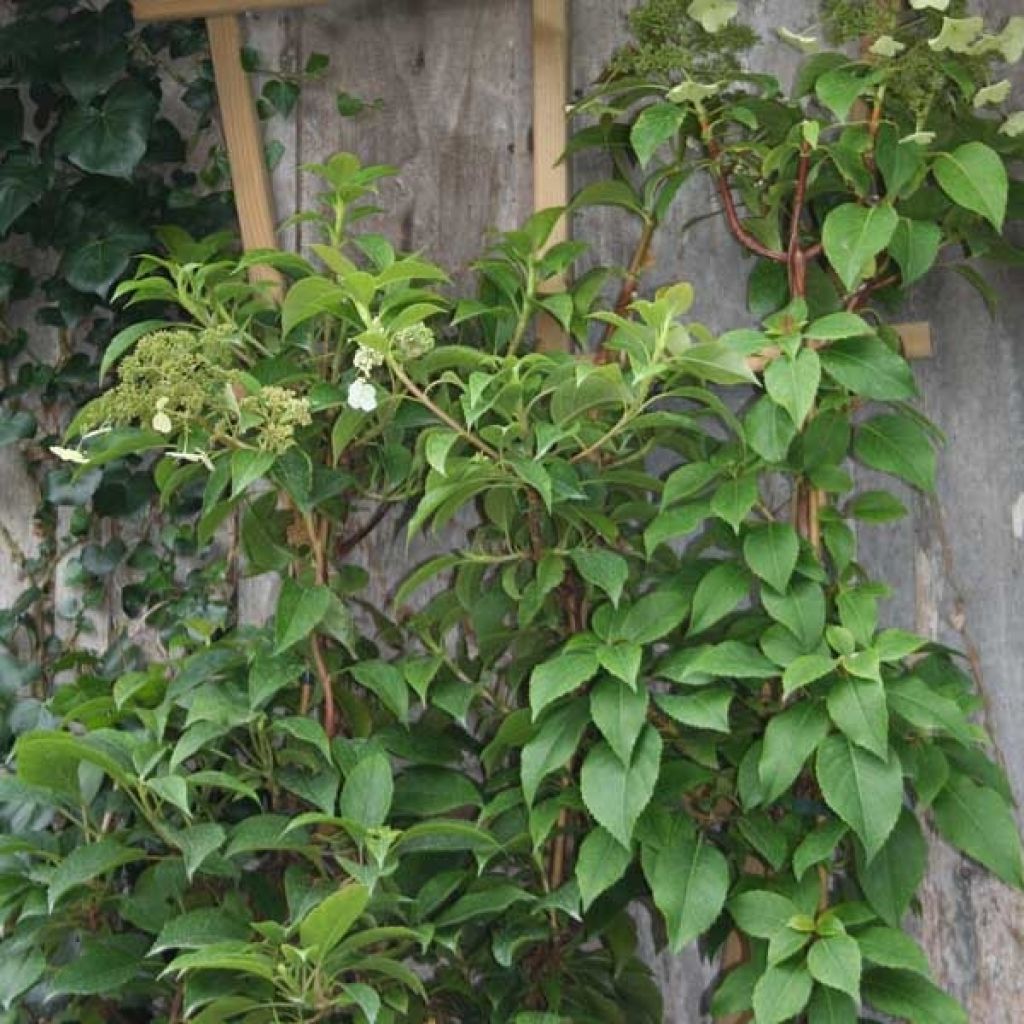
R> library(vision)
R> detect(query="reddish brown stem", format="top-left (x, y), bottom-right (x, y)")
top-left (598, 217), bottom-right (657, 357)
top-left (845, 272), bottom-right (900, 311)
top-left (706, 137), bottom-right (788, 264)
top-left (311, 633), bottom-right (336, 740)
top-left (788, 145), bottom-right (813, 298)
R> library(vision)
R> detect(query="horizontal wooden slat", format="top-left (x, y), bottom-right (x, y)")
top-left (132, 0), bottom-right (324, 23)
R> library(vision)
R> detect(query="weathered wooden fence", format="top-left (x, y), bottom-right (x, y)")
top-left (3, 0), bottom-right (1023, 1018)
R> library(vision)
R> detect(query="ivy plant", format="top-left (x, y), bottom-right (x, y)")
top-left (2, 2), bottom-right (1023, 1024)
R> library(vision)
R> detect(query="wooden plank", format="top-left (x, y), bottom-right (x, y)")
top-left (205, 13), bottom-right (282, 287)
top-left (531, 0), bottom-right (569, 349)
top-left (132, 0), bottom-right (324, 22)
top-left (897, 320), bottom-right (933, 360)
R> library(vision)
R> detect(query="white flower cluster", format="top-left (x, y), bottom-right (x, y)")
top-left (347, 377), bottom-right (378, 412)
top-left (354, 345), bottom-right (385, 375)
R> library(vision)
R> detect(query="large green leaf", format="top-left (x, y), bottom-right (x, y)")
top-left (816, 736), bottom-right (903, 861)
top-left (932, 775), bottom-right (1024, 887)
top-left (855, 810), bottom-right (927, 926)
top-left (570, 549), bottom-right (628, 607)
top-left (576, 827), bottom-right (632, 910)
top-left (521, 699), bottom-right (590, 805)
top-left (889, 218), bottom-right (942, 287)
top-left (863, 968), bottom-right (967, 1024)
top-left (853, 414), bottom-right (936, 492)
top-left (0, 940), bottom-right (44, 1011)
top-left (728, 890), bottom-right (800, 939)
top-left (655, 687), bottom-right (733, 732)
top-left (48, 839), bottom-right (146, 910)
top-left (590, 677), bottom-right (649, 764)
top-left (822, 203), bottom-right (899, 292)
top-left (642, 822), bottom-right (729, 953)
top-left (760, 701), bottom-right (830, 803)
top-left (744, 396), bottom-right (797, 463)
top-left (580, 726), bottom-right (661, 847)
top-left (299, 884), bottom-right (370, 959)
top-left (765, 349), bottom-right (820, 428)
top-left (762, 580), bottom-right (825, 650)
top-left (273, 579), bottom-right (331, 653)
top-left (743, 523), bottom-right (799, 594)
top-left (826, 676), bottom-right (888, 759)
top-left (630, 102), bottom-right (686, 166)
top-left (808, 933), bottom-right (862, 1003)
top-left (689, 562), bottom-right (749, 635)
top-left (340, 753), bottom-right (394, 828)
top-left (51, 934), bottom-right (148, 996)
top-left (820, 337), bottom-right (917, 401)
top-left (933, 142), bottom-right (1008, 230)
top-left (751, 964), bottom-right (814, 1024)
top-left (151, 908), bottom-right (250, 954)
top-left (529, 650), bottom-right (599, 719)
top-left (64, 226), bottom-right (149, 297)
top-left (55, 80), bottom-right (157, 178)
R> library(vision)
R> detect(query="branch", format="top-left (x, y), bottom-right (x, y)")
top-left (706, 138), bottom-right (787, 264)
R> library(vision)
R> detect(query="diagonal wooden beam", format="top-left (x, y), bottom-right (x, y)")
top-left (532, 0), bottom-right (570, 350)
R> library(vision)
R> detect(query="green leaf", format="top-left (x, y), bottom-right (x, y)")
top-left (808, 933), bottom-right (862, 1003)
top-left (0, 409), bottom-right (35, 447)
top-left (644, 502), bottom-right (711, 555)
top-left (299, 884), bottom-right (370, 959)
top-left (932, 775), bottom-right (1024, 887)
top-left (689, 562), bottom-right (749, 635)
top-left (616, 589), bottom-right (687, 644)
top-left (826, 676), bottom-right (888, 759)
top-left (655, 687), bottom-right (733, 732)
top-left (804, 313), bottom-right (873, 340)
top-left (765, 349), bottom-right (821, 428)
top-left (65, 227), bottom-right (149, 297)
top-left (597, 642), bottom-right (642, 688)
top-left (51, 935), bottom-right (147, 996)
top-left (783, 654), bottom-right (836, 697)
top-left (580, 726), bottom-right (662, 847)
top-left (744, 523), bottom-right (799, 594)
top-left (886, 676), bottom-right (974, 743)
top-left (529, 650), bottom-right (599, 719)
top-left (571, 549), bottom-right (628, 607)
top-left (816, 736), bottom-right (903, 861)
top-left (631, 102), bottom-right (686, 166)
top-left (728, 890), bottom-right (800, 939)
top-left (435, 882), bottom-right (532, 927)
top-left (151, 908), bottom-right (250, 954)
top-left (793, 820), bottom-right (848, 880)
top-left (590, 677), bottom-right (649, 764)
top-left (816, 65), bottom-right (868, 120)
top-left (806, 983), bottom-right (858, 1023)
top-left (48, 839), bottom-right (145, 910)
top-left (642, 822), bottom-right (729, 953)
top-left (61, 44), bottom-right (128, 104)
top-left (762, 580), bottom-right (826, 650)
top-left (0, 161), bottom-right (45, 235)
top-left (282, 277), bottom-right (350, 337)
top-left (933, 142), bottom-right (1008, 230)
top-left (521, 699), bottom-right (590, 805)
top-left (760, 701), bottom-right (830, 803)
top-left (863, 968), bottom-right (967, 1024)
top-left (745, 396), bottom-right (797, 463)
top-left (170, 823), bottom-right (227, 881)
top-left (350, 661), bottom-right (409, 722)
top-left (846, 490), bottom-right (908, 523)
top-left (751, 963), bottom-right (814, 1024)
top-left (0, 940), bottom-right (45, 1011)
top-left (853, 414), bottom-right (936, 492)
top-left (820, 337), bottom-right (917, 401)
top-left (889, 219), bottom-right (942, 287)
top-left (162, 942), bottom-right (276, 982)
top-left (576, 827), bottom-right (632, 910)
top-left (340, 753), bottom-right (393, 828)
top-left (274, 579), bottom-right (331, 653)
top-left (856, 926), bottom-right (931, 976)
top-left (662, 462), bottom-right (718, 508)
top-left (231, 449), bottom-right (276, 497)
top-left (690, 641), bottom-right (777, 679)
top-left (856, 810), bottom-right (927, 926)
top-left (55, 81), bottom-right (157, 178)
top-left (711, 473), bottom-right (759, 533)
top-left (822, 203), bottom-right (899, 292)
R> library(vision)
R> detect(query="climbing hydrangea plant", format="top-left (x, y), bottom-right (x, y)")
top-left (1, 2), bottom-right (1023, 1023)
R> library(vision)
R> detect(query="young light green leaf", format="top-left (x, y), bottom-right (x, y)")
top-left (299, 884), bottom-right (370, 959)
top-left (765, 349), bottom-right (820, 428)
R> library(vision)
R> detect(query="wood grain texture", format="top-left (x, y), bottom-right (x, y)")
top-left (132, 0), bottom-right (324, 22)
top-left (206, 13), bottom-right (283, 286)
